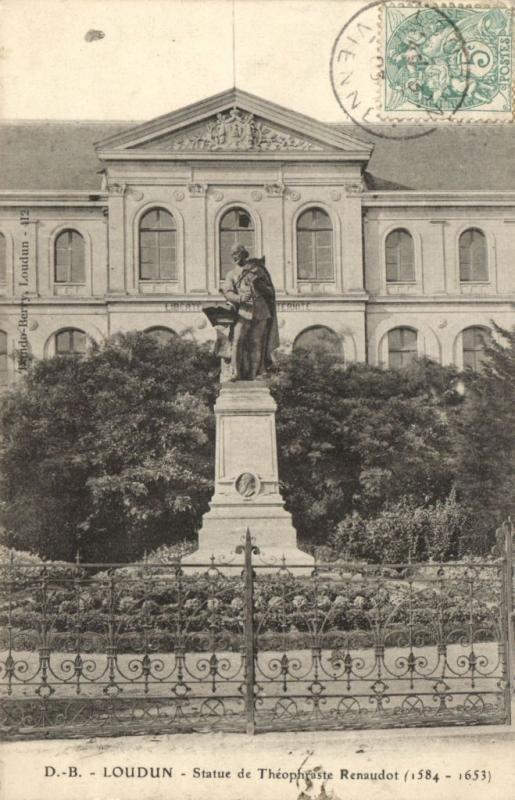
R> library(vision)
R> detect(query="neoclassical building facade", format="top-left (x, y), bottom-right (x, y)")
top-left (1, 88), bottom-right (514, 389)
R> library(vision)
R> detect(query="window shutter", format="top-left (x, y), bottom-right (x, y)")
top-left (471, 232), bottom-right (487, 281)
top-left (0, 235), bottom-right (6, 284)
top-left (463, 327), bottom-right (489, 371)
top-left (139, 209), bottom-right (177, 281)
top-left (297, 209), bottom-right (333, 282)
top-left (459, 231), bottom-right (472, 281)
top-left (315, 230), bottom-right (334, 280)
top-left (0, 331), bottom-right (7, 385)
top-left (385, 232), bottom-right (400, 282)
top-left (220, 232), bottom-right (235, 279)
top-left (55, 233), bottom-right (71, 282)
top-left (388, 327), bottom-right (417, 368)
top-left (386, 230), bottom-right (414, 282)
top-left (297, 230), bottom-right (315, 279)
top-left (158, 230), bottom-right (176, 279)
top-left (72, 331), bottom-right (87, 353)
top-left (399, 232), bottom-right (415, 281)
top-left (140, 231), bottom-right (158, 280)
top-left (70, 232), bottom-right (85, 283)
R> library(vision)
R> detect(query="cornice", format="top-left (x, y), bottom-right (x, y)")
top-left (1, 293), bottom-right (513, 309)
top-left (97, 150), bottom-right (370, 163)
top-left (0, 191), bottom-right (108, 207)
top-left (364, 191), bottom-right (515, 207)
top-left (368, 295), bottom-right (515, 305)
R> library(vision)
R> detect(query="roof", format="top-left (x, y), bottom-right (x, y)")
top-left (0, 119), bottom-right (514, 192)
top-left (345, 125), bottom-right (515, 192)
top-left (0, 122), bottom-right (129, 191)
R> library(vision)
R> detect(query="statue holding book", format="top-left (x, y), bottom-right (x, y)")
top-left (203, 244), bottom-right (279, 381)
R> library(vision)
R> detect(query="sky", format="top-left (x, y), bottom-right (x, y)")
top-left (0, 0), bottom-right (362, 122)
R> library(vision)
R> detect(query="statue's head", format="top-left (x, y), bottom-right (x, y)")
top-left (231, 244), bottom-right (249, 266)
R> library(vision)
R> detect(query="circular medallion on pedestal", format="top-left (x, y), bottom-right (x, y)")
top-left (235, 472), bottom-right (261, 499)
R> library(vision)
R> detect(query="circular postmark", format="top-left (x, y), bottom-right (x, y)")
top-left (330, 1), bottom-right (511, 139)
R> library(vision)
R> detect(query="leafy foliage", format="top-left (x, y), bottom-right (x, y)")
top-left (453, 323), bottom-right (515, 528)
top-left (331, 491), bottom-right (470, 562)
top-left (1, 325), bottom-right (513, 563)
top-left (0, 332), bottom-right (218, 561)
top-left (269, 352), bottom-right (462, 545)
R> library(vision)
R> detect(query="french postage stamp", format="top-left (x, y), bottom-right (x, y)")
top-left (330, 0), bottom-right (515, 134)
top-left (383, 5), bottom-right (513, 117)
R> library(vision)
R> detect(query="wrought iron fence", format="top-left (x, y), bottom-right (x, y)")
top-left (0, 524), bottom-right (512, 739)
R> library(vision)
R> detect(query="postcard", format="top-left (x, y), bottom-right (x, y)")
top-left (0, 1), bottom-right (514, 798)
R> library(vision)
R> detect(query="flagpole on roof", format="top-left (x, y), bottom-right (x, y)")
top-left (232, 0), bottom-right (236, 88)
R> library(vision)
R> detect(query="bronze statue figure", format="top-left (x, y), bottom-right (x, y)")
top-left (221, 245), bottom-right (279, 381)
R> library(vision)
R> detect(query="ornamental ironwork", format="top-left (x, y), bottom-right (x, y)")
top-left (0, 524), bottom-right (512, 739)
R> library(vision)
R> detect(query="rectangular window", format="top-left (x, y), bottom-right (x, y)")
top-left (140, 231), bottom-right (159, 280)
top-left (386, 230), bottom-right (415, 283)
top-left (314, 230), bottom-right (333, 280)
top-left (297, 231), bottom-right (315, 280)
top-left (70, 234), bottom-right (85, 283)
top-left (0, 332), bottom-right (7, 386)
top-left (55, 251), bottom-right (70, 283)
top-left (388, 328), bottom-right (417, 368)
top-left (0, 236), bottom-right (6, 284)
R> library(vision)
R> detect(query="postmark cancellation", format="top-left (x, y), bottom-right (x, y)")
top-left (331, 1), bottom-right (514, 128)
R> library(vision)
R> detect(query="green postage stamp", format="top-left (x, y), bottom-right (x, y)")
top-left (331, 2), bottom-right (514, 128)
top-left (383, 5), bottom-right (513, 117)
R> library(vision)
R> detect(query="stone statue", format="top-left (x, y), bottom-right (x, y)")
top-left (220, 245), bottom-right (279, 381)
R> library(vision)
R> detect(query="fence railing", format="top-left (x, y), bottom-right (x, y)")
top-left (0, 524), bottom-right (513, 739)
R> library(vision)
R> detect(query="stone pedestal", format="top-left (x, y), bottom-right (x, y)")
top-left (182, 381), bottom-right (314, 569)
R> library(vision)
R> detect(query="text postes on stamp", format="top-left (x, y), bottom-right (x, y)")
top-left (384, 5), bottom-right (512, 116)
top-left (330, 1), bottom-right (514, 137)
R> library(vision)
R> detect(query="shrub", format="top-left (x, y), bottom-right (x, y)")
top-left (331, 491), bottom-right (472, 562)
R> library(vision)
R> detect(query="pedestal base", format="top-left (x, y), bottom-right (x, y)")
top-left (182, 380), bottom-right (314, 572)
top-left (182, 505), bottom-right (314, 572)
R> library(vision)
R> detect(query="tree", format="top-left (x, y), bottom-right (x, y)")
top-left (1, 335), bottom-right (469, 562)
top-left (453, 324), bottom-right (515, 536)
top-left (0, 332), bottom-right (218, 562)
top-left (269, 352), bottom-right (462, 545)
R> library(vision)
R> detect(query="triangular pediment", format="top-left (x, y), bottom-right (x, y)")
top-left (133, 109), bottom-right (325, 153)
top-left (95, 88), bottom-right (373, 160)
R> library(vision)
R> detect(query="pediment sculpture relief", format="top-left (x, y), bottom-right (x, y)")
top-left (139, 108), bottom-right (322, 152)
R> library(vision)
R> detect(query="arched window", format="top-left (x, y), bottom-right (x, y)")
top-left (139, 208), bottom-right (177, 281)
top-left (55, 230), bottom-right (85, 284)
top-left (219, 208), bottom-right (254, 280)
top-left (385, 229), bottom-right (415, 282)
top-left (459, 229), bottom-right (488, 282)
top-left (0, 233), bottom-right (6, 284)
top-left (293, 326), bottom-right (342, 356)
top-left (388, 327), bottom-right (417, 368)
top-left (0, 331), bottom-right (7, 386)
top-left (297, 208), bottom-right (334, 281)
top-left (462, 326), bottom-right (490, 371)
top-left (145, 326), bottom-right (177, 345)
top-left (55, 328), bottom-right (87, 358)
